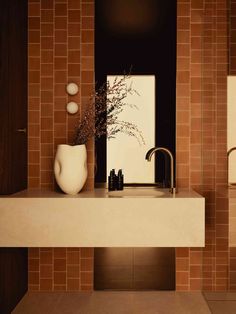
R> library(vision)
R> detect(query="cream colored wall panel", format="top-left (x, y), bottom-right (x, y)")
top-left (107, 75), bottom-right (155, 183)
top-left (227, 76), bottom-right (236, 184)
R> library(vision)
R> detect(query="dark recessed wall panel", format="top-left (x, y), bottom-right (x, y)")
top-left (0, 249), bottom-right (28, 314)
top-left (95, 0), bottom-right (177, 183)
top-left (0, 0), bottom-right (28, 195)
top-left (94, 248), bottom-right (175, 290)
top-left (229, 0), bottom-right (236, 74)
top-left (0, 0), bottom-right (28, 313)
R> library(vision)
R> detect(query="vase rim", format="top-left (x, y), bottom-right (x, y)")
top-left (57, 144), bottom-right (85, 147)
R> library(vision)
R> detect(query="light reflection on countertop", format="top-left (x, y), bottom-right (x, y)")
top-left (0, 187), bottom-right (203, 199)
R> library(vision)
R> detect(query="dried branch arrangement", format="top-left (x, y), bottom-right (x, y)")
top-left (73, 74), bottom-right (145, 145)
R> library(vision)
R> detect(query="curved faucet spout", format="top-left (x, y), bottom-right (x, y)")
top-left (145, 147), bottom-right (175, 194)
top-left (227, 147), bottom-right (236, 186)
top-left (227, 147), bottom-right (236, 156)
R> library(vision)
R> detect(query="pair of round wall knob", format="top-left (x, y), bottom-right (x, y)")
top-left (66, 83), bottom-right (79, 114)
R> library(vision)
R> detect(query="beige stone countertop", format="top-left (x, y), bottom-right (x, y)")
top-left (227, 187), bottom-right (236, 199)
top-left (0, 187), bottom-right (205, 247)
top-left (0, 187), bottom-right (203, 199)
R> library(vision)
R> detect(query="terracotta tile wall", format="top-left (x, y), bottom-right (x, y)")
top-left (229, 0), bottom-right (236, 74)
top-left (201, 0), bottom-right (218, 291)
top-left (176, 0), bottom-right (204, 291)
top-left (28, 0), bottom-right (95, 291)
top-left (28, 248), bottom-right (93, 291)
top-left (202, 0), bottom-right (229, 291)
top-left (27, 0), bottom-right (230, 292)
top-left (176, 0), bottom-right (229, 291)
top-left (28, 0), bottom-right (94, 190)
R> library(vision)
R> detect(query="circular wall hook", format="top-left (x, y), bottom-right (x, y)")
top-left (66, 82), bottom-right (79, 95)
top-left (66, 101), bottom-right (79, 114)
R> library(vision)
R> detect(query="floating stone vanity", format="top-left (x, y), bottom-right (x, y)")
top-left (226, 188), bottom-right (236, 247)
top-left (0, 188), bottom-right (205, 247)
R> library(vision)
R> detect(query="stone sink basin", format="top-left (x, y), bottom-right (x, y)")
top-left (108, 187), bottom-right (166, 198)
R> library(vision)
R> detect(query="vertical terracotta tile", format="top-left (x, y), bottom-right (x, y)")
top-left (28, 0), bottom-right (95, 291)
top-left (67, 278), bottom-right (80, 291)
top-left (40, 265), bottom-right (53, 278)
top-left (40, 279), bottom-right (53, 291)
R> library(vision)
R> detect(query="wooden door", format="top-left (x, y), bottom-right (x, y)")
top-left (0, 0), bottom-right (28, 194)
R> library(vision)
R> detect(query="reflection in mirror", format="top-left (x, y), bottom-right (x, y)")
top-left (227, 76), bottom-right (236, 185)
top-left (107, 75), bottom-right (155, 183)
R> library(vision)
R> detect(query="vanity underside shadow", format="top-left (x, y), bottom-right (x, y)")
top-left (94, 248), bottom-right (175, 291)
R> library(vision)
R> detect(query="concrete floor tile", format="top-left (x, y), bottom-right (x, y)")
top-left (204, 292), bottom-right (236, 301)
top-left (208, 301), bottom-right (236, 314)
top-left (13, 291), bottom-right (211, 314)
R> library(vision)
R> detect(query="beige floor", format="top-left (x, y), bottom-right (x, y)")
top-left (204, 292), bottom-right (236, 314)
top-left (12, 291), bottom-right (211, 314)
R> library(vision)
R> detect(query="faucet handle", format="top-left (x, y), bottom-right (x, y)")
top-left (170, 187), bottom-right (177, 194)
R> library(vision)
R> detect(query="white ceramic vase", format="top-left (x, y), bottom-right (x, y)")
top-left (54, 144), bottom-right (88, 195)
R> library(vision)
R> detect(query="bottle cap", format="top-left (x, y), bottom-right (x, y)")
top-left (110, 169), bottom-right (115, 176)
top-left (118, 169), bottom-right (123, 176)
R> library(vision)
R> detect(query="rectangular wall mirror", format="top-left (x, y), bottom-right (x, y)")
top-left (107, 75), bottom-right (155, 183)
top-left (95, 0), bottom-right (176, 185)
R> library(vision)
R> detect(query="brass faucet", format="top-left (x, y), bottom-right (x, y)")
top-left (145, 147), bottom-right (176, 193)
top-left (227, 147), bottom-right (236, 186)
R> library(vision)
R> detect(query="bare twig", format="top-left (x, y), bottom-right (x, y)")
top-left (73, 74), bottom-right (145, 145)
